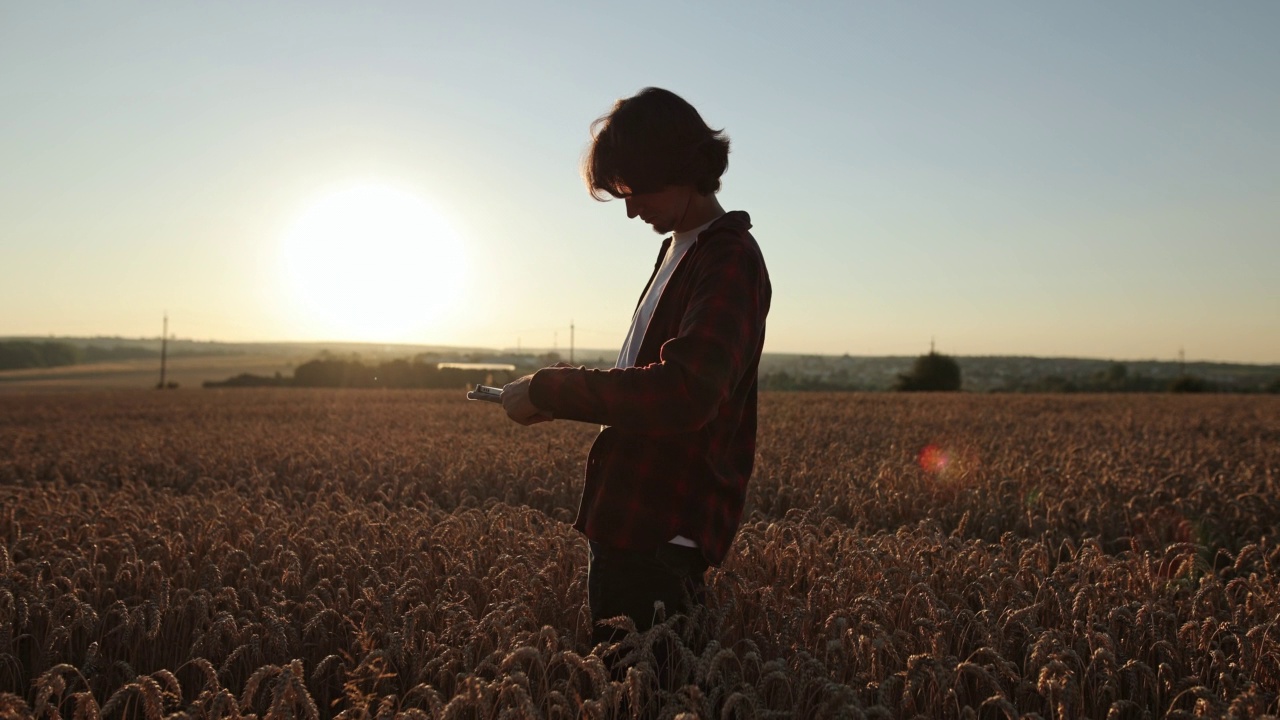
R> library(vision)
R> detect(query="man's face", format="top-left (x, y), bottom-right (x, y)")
top-left (623, 185), bottom-right (691, 235)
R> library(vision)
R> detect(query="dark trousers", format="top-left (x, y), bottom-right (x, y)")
top-left (587, 540), bottom-right (710, 647)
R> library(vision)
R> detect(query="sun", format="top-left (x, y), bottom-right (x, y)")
top-left (279, 183), bottom-right (467, 342)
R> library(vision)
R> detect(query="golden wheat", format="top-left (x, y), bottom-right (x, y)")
top-left (0, 389), bottom-right (1275, 718)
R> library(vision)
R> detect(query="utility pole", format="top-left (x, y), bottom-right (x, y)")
top-left (158, 313), bottom-right (169, 389)
top-left (570, 320), bottom-right (575, 364)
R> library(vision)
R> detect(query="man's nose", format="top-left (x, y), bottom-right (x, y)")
top-left (625, 197), bottom-right (639, 218)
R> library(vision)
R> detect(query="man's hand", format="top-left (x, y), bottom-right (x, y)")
top-left (502, 373), bottom-right (553, 425)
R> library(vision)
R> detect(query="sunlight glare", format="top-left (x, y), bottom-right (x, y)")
top-left (279, 184), bottom-right (467, 342)
top-left (918, 442), bottom-right (980, 482)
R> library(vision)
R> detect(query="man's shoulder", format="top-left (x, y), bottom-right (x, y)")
top-left (697, 211), bottom-right (764, 261)
top-left (703, 210), bottom-right (752, 238)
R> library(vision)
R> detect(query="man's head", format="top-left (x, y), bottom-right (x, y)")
top-left (584, 87), bottom-right (730, 203)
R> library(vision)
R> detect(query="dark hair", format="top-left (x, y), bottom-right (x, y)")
top-left (583, 87), bottom-right (730, 200)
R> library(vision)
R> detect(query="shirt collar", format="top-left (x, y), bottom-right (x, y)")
top-left (672, 215), bottom-right (721, 247)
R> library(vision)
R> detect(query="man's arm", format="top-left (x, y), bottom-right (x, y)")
top-left (502, 361), bottom-right (576, 425)
top-left (525, 238), bottom-right (768, 433)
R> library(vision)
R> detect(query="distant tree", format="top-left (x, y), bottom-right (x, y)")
top-left (1265, 377), bottom-right (1280, 394)
top-left (40, 341), bottom-right (79, 367)
top-left (0, 342), bottom-right (42, 370)
top-left (0, 340), bottom-right (80, 370)
top-left (895, 351), bottom-right (961, 391)
top-left (203, 373), bottom-right (286, 388)
top-left (294, 358), bottom-right (376, 387)
top-left (1095, 363), bottom-right (1129, 391)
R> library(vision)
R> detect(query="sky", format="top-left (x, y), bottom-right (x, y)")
top-left (2, 2), bottom-right (1278, 363)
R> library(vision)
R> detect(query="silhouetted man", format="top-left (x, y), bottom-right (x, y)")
top-left (502, 87), bottom-right (771, 647)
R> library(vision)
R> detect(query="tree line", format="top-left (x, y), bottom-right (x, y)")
top-left (986, 361), bottom-right (1278, 394)
top-left (213, 352), bottom-right (1280, 394)
top-left (0, 340), bottom-right (156, 371)
top-left (203, 357), bottom-right (518, 390)
top-left (759, 351), bottom-right (1280, 394)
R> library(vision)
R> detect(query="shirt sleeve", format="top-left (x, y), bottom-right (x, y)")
top-left (528, 236), bottom-right (768, 433)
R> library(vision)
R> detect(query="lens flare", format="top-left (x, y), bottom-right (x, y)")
top-left (919, 444), bottom-right (951, 474)
top-left (918, 443), bottom-right (980, 482)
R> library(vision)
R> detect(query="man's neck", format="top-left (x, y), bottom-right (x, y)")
top-left (674, 193), bottom-right (725, 233)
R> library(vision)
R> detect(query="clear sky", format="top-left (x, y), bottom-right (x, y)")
top-left (3, 2), bottom-right (1277, 362)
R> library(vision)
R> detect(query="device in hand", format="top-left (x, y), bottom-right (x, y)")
top-left (467, 384), bottom-right (504, 404)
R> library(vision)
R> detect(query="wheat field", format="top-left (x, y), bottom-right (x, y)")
top-left (0, 390), bottom-right (1277, 719)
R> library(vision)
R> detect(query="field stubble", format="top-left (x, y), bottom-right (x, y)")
top-left (0, 390), bottom-right (1277, 718)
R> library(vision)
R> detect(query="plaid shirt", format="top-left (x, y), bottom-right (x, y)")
top-left (529, 211), bottom-right (770, 565)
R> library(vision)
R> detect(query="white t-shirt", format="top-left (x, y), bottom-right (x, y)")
top-left (616, 217), bottom-right (718, 370)
top-left (615, 215), bottom-right (720, 548)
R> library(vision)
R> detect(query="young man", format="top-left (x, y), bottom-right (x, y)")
top-left (501, 87), bottom-right (771, 645)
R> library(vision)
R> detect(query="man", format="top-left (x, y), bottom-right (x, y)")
top-left (501, 87), bottom-right (771, 646)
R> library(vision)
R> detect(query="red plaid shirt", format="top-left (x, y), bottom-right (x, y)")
top-left (529, 211), bottom-right (770, 565)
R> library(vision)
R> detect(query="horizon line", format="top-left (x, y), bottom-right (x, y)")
top-left (1, 334), bottom-right (1277, 368)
